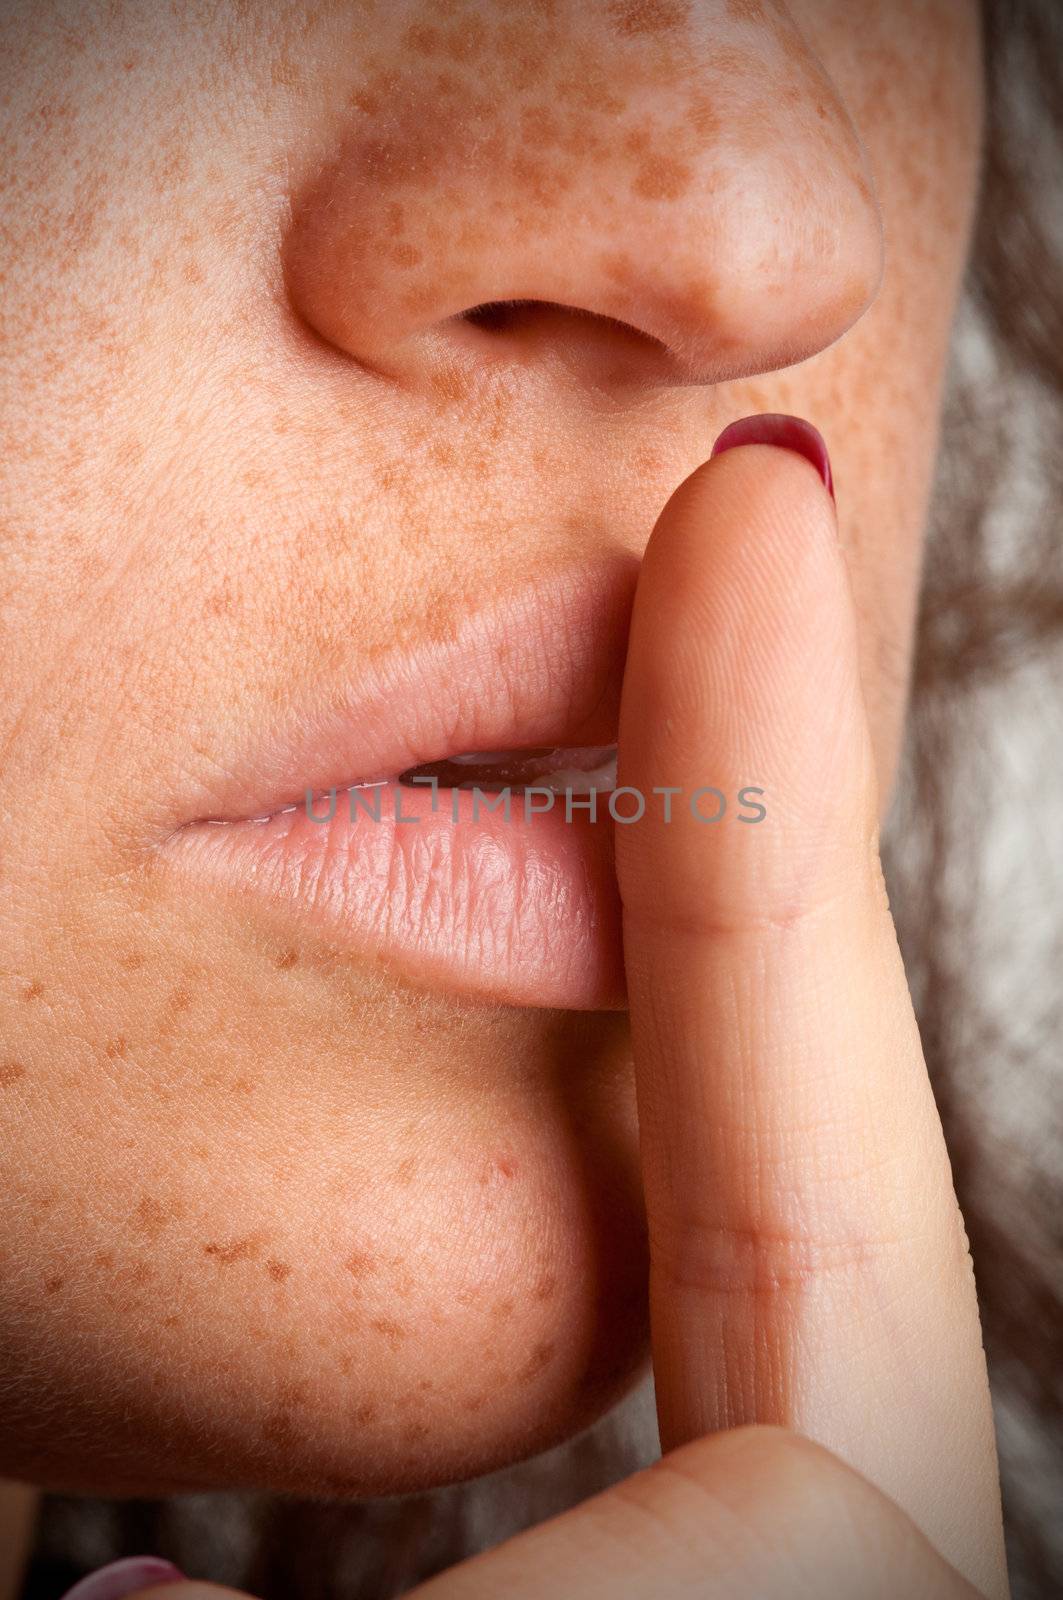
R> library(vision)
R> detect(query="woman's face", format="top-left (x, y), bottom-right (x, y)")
top-left (1, 0), bottom-right (981, 1496)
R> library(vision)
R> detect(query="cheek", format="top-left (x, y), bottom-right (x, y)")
top-left (2, 910), bottom-right (647, 1494)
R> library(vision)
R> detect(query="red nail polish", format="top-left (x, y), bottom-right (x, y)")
top-left (59, 1557), bottom-right (185, 1600)
top-left (711, 413), bottom-right (835, 503)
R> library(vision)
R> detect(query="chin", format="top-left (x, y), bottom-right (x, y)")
top-left (4, 994), bottom-right (650, 1500)
top-left (256, 1243), bottom-right (654, 1499)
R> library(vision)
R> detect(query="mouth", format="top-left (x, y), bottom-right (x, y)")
top-left (160, 565), bottom-right (635, 1009)
top-left (400, 743), bottom-right (618, 796)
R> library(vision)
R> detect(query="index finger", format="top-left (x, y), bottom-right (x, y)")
top-left (614, 418), bottom-right (1007, 1599)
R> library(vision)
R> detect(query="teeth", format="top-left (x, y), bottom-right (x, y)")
top-left (402, 745), bottom-right (617, 793)
top-left (528, 751), bottom-right (617, 795)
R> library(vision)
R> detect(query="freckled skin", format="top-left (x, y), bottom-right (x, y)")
top-left (204, 1236), bottom-right (264, 1265)
top-left (283, 0), bottom-right (880, 382)
top-left (0, 0), bottom-right (982, 1499)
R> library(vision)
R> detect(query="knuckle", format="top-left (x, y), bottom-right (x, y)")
top-left (651, 1214), bottom-right (901, 1301)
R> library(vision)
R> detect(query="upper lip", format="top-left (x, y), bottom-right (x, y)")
top-left (177, 559), bottom-right (638, 828)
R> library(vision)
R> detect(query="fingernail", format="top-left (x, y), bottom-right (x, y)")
top-left (60, 1557), bottom-right (185, 1600)
top-left (711, 413), bottom-right (835, 503)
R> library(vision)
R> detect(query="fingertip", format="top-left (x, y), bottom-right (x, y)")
top-left (57, 1562), bottom-right (251, 1600)
top-left (711, 412), bottom-right (835, 504)
top-left (618, 415), bottom-right (878, 928)
top-left (59, 1561), bottom-right (185, 1600)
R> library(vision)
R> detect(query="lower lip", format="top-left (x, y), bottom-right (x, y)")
top-left (164, 781), bottom-right (624, 1009)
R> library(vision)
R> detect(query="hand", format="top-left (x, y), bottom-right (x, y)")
top-left (116, 417), bottom-right (1009, 1600)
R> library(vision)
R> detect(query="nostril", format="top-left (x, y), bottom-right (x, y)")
top-left (454, 299), bottom-right (674, 380)
top-left (459, 300), bottom-right (534, 333)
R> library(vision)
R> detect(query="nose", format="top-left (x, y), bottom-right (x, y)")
top-left (283, 2), bottom-right (883, 393)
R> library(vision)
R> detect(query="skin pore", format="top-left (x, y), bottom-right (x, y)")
top-left (0, 0), bottom-right (982, 1510)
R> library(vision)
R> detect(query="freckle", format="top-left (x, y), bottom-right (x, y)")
top-left (133, 1195), bottom-right (172, 1238)
top-left (633, 154), bottom-right (693, 201)
top-left (0, 1061), bottom-right (26, 1087)
top-left (158, 985), bottom-right (192, 1034)
top-left (600, 248), bottom-right (636, 287)
top-left (687, 93), bottom-right (720, 139)
top-left (203, 1235), bottom-right (261, 1265)
top-left (417, 1377), bottom-right (434, 1392)
top-left (395, 1155), bottom-right (418, 1186)
top-left (519, 1340), bottom-right (556, 1381)
top-left (182, 260), bottom-right (204, 285)
top-left (442, 15), bottom-right (486, 61)
top-left (267, 1258), bottom-right (293, 1282)
top-left (493, 1298), bottom-right (514, 1322)
top-left (534, 1273), bottom-right (558, 1302)
top-left (163, 1314), bottom-right (180, 1329)
top-left (389, 242), bottom-right (423, 267)
top-left (564, 73), bottom-right (622, 113)
top-left (352, 1401), bottom-right (378, 1424)
top-left (233, 1077), bottom-right (255, 1095)
top-left (608, 0), bottom-right (689, 36)
top-left (481, 1152), bottom-right (519, 1184)
top-left (623, 126), bottom-right (653, 157)
top-left (727, 0), bottom-right (764, 19)
top-left (404, 22), bottom-right (440, 53)
top-left (44, 1275), bottom-right (64, 1294)
top-left (463, 1392), bottom-right (487, 1412)
top-left (116, 433), bottom-right (146, 473)
top-left (94, 1250), bottom-right (115, 1269)
top-left (121, 948), bottom-right (145, 970)
top-left (403, 283), bottom-right (442, 316)
top-left (371, 1317), bottom-right (408, 1348)
top-left (428, 364), bottom-right (471, 402)
top-left (206, 572), bottom-right (234, 621)
top-left (21, 980), bottom-right (44, 1001)
top-left (510, 152), bottom-right (554, 205)
top-left (344, 1249), bottom-right (377, 1278)
top-left (105, 1037), bottom-right (127, 1060)
top-left (403, 1420), bottom-right (430, 1443)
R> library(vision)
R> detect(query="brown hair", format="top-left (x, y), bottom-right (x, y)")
top-left (885, 2), bottom-right (1063, 1592)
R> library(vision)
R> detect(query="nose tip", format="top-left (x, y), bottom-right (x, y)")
top-left (284, 17), bottom-right (883, 393)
